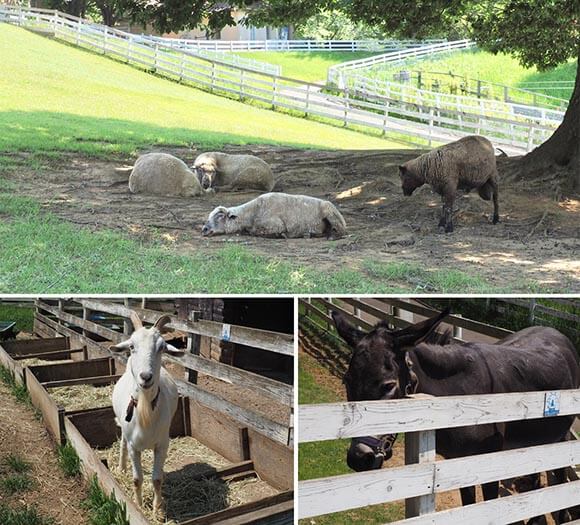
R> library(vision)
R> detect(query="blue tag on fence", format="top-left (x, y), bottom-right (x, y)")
top-left (221, 323), bottom-right (231, 342)
top-left (544, 391), bottom-right (560, 417)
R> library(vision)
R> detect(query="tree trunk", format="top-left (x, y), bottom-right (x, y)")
top-left (522, 52), bottom-right (580, 191)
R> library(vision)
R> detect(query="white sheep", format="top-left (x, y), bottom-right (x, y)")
top-left (129, 153), bottom-right (203, 197)
top-left (201, 192), bottom-right (347, 239)
top-left (193, 152), bottom-right (275, 192)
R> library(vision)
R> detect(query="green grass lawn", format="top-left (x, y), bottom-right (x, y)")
top-left (365, 48), bottom-right (577, 103)
top-left (0, 25), bottom-right (399, 157)
top-left (233, 51), bottom-right (377, 83)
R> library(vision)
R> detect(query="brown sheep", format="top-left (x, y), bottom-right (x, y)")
top-left (201, 193), bottom-right (347, 239)
top-left (193, 152), bottom-right (275, 192)
top-left (399, 135), bottom-right (499, 233)
top-left (129, 153), bottom-right (203, 197)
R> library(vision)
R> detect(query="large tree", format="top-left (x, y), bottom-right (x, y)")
top-left (247, 0), bottom-right (580, 190)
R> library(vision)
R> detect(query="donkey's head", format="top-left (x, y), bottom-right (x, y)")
top-left (109, 312), bottom-right (184, 391)
top-left (333, 307), bottom-right (450, 472)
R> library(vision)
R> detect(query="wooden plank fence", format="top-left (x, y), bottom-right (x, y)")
top-left (0, 5), bottom-right (557, 153)
top-left (34, 299), bottom-right (294, 445)
top-left (298, 297), bottom-right (580, 522)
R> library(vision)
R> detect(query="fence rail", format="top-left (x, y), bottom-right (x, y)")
top-left (298, 298), bottom-right (580, 522)
top-left (34, 299), bottom-right (294, 445)
top-left (142, 37), bottom-right (447, 53)
top-left (0, 5), bottom-right (558, 153)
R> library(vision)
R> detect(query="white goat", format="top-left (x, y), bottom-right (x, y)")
top-left (110, 312), bottom-right (184, 511)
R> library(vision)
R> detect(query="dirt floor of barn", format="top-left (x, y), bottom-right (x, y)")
top-left (0, 378), bottom-right (89, 524)
top-left (4, 146), bottom-right (579, 292)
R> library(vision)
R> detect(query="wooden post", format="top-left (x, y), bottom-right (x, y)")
top-left (187, 310), bottom-right (201, 384)
top-left (123, 299), bottom-right (131, 335)
top-left (405, 429), bottom-right (436, 518)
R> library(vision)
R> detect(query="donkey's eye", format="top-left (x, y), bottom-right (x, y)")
top-left (380, 381), bottom-right (397, 396)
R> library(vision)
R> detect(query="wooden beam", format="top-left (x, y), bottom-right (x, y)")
top-left (298, 438), bottom-right (580, 519)
top-left (2, 336), bottom-right (70, 354)
top-left (12, 347), bottom-right (84, 361)
top-left (43, 374), bottom-right (121, 388)
top-left (25, 368), bottom-right (65, 445)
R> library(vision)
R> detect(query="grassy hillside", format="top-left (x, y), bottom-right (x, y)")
top-left (0, 24), bottom-right (401, 158)
top-left (366, 49), bottom-right (577, 101)
top-left (234, 51), bottom-right (377, 83)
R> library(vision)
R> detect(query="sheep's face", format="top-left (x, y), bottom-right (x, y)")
top-left (202, 206), bottom-right (237, 237)
top-left (193, 159), bottom-right (217, 190)
top-left (399, 165), bottom-right (423, 196)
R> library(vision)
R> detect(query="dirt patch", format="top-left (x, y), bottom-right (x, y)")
top-left (0, 380), bottom-right (89, 525)
top-left (5, 146), bottom-right (579, 291)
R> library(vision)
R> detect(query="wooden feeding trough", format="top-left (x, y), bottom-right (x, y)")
top-left (3, 298), bottom-right (294, 524)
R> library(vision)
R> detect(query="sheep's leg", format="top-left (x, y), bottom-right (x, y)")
top-left (440, 192), bottom-right (454, 233)
top-left (128, 445), bottom-right (143, 507)
top-left (152, 441), bottom-right (169, 513)
top-left (438, 196), bottom-right (446, 229)
top-left (491, 179), bottom-right (499, 224)
top-left (119, 434), bottom-right (128, 472)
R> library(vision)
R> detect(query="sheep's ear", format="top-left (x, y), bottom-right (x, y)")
top-left (399, 165), bottom-right (407, 174)
top-left (109, 339), bottom-right (132, 353)
top-left (227, 211), bottom-right (238, 220)
top-left (164, 343), bottom-right (185, 357)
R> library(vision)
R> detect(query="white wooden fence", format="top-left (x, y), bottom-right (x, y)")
top-left (0, 5), bottom-right (558, 153)
top-left (142, 37), bottom-right (447, 53)
top-left (298, 391), bottom-right (580, 523)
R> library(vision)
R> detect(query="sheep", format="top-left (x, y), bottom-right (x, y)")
top-left (109, 312), bottom-right (184, 512)
top-left (193, 152), bottom-right (275, 192)
top-left (129, 153), bottom-right (203, 197)
top-left (399, 135), bottom-right (499, 233)
top-left (201, 192), bottom-right (347, 239)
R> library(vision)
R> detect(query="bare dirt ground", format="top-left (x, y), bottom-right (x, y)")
top-left (5, 145), bottom-right (579, 291)
top-left (0, 380), bottom-right (89, 524)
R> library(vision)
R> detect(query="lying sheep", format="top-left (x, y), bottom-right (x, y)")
top-left (193, 152), bottom-right (275, 192)
top-left (201, 193), bottom-right (347, 239)
top-left (399, 135), bottom-right (499, 232)
top-left (129, 153), bottom-right (203, 197)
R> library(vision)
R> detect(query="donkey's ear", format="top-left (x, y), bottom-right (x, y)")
top-left (393, 307), bottom-right (451, 350)
top-left (332, 311), bottom-right (365, 348)
top-left (109, 339), bottom-right (132, 353)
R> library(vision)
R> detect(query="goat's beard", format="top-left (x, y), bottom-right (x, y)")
top-left (136, 388), bottom-right (154, 427)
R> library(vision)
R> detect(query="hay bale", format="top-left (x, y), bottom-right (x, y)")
top-left (100, 437), bottom-right (278, 524)
top-left (49, 383), bottom-right (114, 411)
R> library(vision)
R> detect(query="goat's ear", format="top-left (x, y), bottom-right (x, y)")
top-left (332, 310), bottom-right (365, 349)
top-left (164, 343), bottom-right (185, 357)
top-left (154, 315), bottom-right (172, 332)
top-left (392, 307), bottom-right (451, 351)
top-left (109, 339), bottom-right (132, 353)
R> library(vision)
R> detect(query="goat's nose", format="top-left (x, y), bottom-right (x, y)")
top-left (139, 371), bottom-right (153, 383)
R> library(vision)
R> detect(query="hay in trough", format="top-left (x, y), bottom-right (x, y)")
top-left (19, 357), bottom-right (73, 367)
top-left (49, 383), bottom-right (114, 411)
top-left (100, 436), bottom-right (278, 524)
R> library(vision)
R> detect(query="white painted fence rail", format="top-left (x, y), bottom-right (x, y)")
top-left (298, 390), bottom-right (580, 522)
top-left (0, 5), bottom-right (558, 153)
top-left (143, 37), bottom-right (447, 53)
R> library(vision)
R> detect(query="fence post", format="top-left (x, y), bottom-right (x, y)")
top-left (154, 43), bottom-right (159, 71)
top-left (343, 88), bottom-right (349, 127)
top-left (405, 427), bottom-right (436, 518)
top-left (76, 18), bottom-right (81, 45)
top-left (211, 62), bottom-right (216, 91)
top-left (239, 69), bottom-right (245, 100)
top-left (103, 27), bottom-right (108, 54)
top-left (179, 52), bottom-right (185, 82)
top-left (187, 310), bottom-right (201, 384)
top-left (123, 299), bottom-right (131, 336)
top-left (305, 84), bottom-right (310, 117)
top-left (272, 76), bottom-right (278, 108)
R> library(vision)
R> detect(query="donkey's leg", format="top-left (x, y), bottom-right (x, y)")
top-left (481, 481), bottom-right (499, 500)
top-left (119, 434), bottom-right (128, 472)
top-left (128, 445), bottom-right (143, 506)
top-left (152, 440), bottom-right (169, 512)
top-left (460, 486), bottom-right (476, 506)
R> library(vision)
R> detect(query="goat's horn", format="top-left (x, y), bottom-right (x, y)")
top-left (154, 315), bottom-right (172, 331)
top-left (129, 311), bottom-right (143, 330)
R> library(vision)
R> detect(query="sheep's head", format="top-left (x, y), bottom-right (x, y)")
top-left (202, 206), bottom-right (237, 237)
top-left (193, 155), bottom-right (217, 190)
top-left (109, 313), bottom-right (184, 390)
top-left (399, 163), bottom-right (424, 196)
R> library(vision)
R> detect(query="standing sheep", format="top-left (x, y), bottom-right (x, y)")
top-left (129, 153), bottom-right (203, 197)
top-left (201, 193), bottom-right (347, 239)
top-left (399, 135), bottom-right (499, 232)
top-left (193, 152), bottom-right (275, 192)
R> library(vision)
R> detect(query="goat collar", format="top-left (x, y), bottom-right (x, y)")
top-left (125, 386), bottom-right (161, 423)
